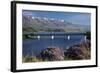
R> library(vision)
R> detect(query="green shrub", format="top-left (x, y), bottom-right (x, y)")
top-left (85, 31), bottom-right (91, 40)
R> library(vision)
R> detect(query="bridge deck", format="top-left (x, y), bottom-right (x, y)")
top-left (23, 32), bottom-right (86, 36)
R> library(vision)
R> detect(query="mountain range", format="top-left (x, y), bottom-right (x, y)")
top-left (22, 15), bottom-right (90, 33)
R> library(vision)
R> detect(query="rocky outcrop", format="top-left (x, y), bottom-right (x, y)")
top-left (39, 47), bottom-right (64, 61)
top-left (39, 40), bottom-right (91, 61)
top-left (64, 40), bottom-right (91, 60)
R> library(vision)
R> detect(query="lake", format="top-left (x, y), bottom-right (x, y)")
top-left (23, 32), bottom-right (86, 57)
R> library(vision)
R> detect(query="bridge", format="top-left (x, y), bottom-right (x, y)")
top-left (23, 32), bottom-right (87, 40)
top-left (23, 32), bottom-right (86, 36)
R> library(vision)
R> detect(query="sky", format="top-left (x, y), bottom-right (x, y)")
top-left (22, 10), bottom-right (91, 25)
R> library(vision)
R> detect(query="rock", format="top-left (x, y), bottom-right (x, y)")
top-left (64, 40), bottom-right (91, 60)
top-left (38, 40), bottom-right (91, 61)
top-left (40, 47), bottom-right (64, 61)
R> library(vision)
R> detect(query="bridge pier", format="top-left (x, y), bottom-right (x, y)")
top-left (37, 35), bottom-right (40, 40)
top-left (51, 35), bottom-right (54, 39)
top-left (68, 35), bottom-right (70, 40)
top-left (84, 36), bottom-right (87, 41)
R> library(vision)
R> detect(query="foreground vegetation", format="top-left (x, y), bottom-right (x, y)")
top-left (22, 56), bottom-right (42, 63)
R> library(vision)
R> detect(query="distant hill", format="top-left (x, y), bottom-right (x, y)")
top-left (22, 15), bottom-right (90, 33)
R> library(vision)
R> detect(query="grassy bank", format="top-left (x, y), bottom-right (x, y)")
top-left (22, 56), bottom-right (42, 63)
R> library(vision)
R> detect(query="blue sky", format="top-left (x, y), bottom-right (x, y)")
top-left (22, 10), bottom-right (91, 25)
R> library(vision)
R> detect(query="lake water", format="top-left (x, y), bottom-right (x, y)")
top-left (23, 32), bottom-right (86, 57)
